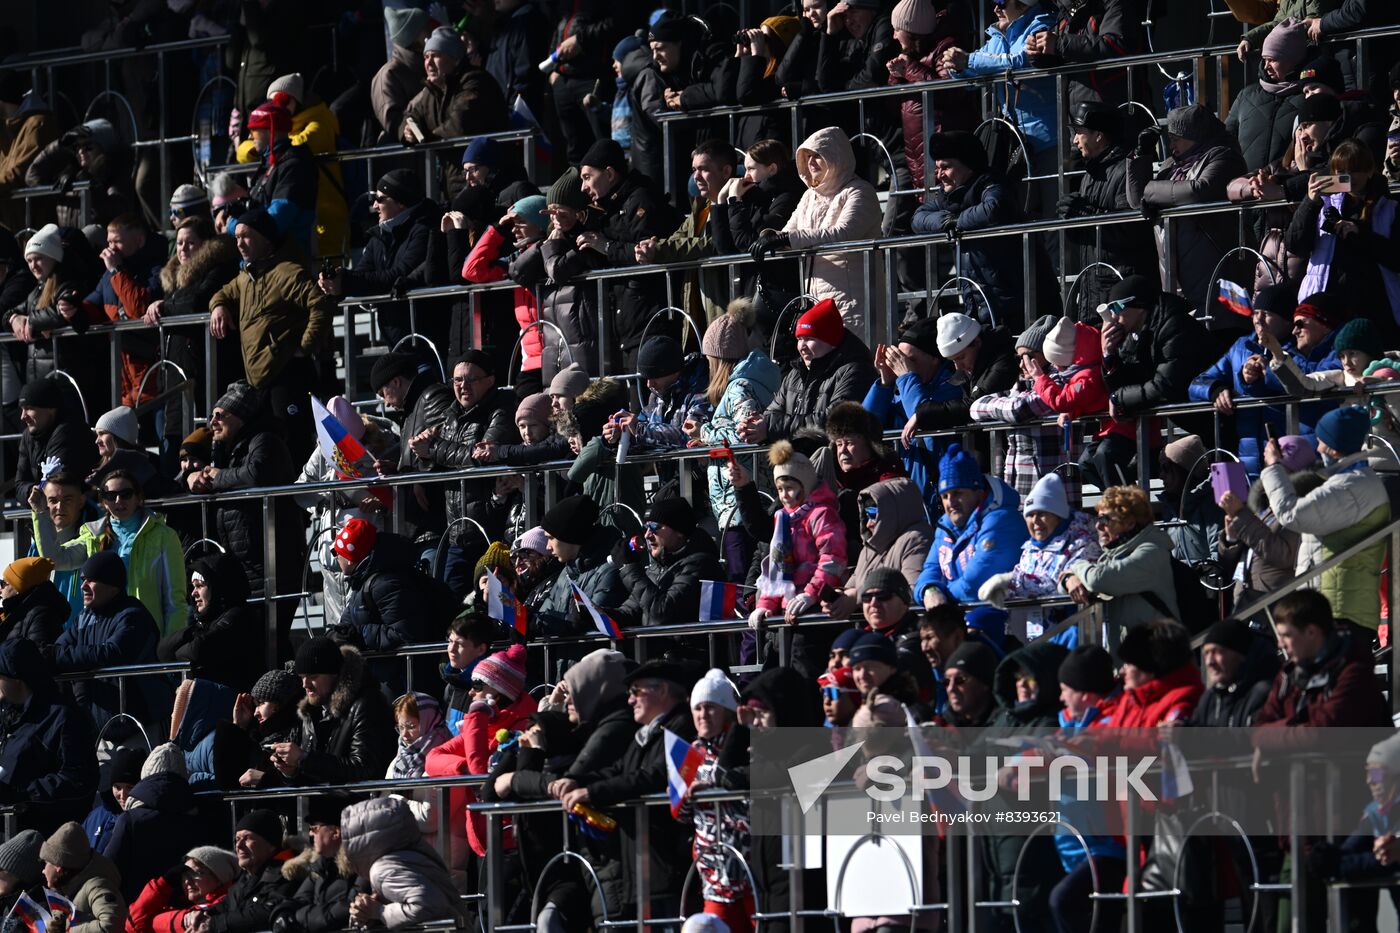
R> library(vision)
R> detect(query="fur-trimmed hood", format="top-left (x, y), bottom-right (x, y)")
top-left (298, 644), bottom-right (373, 720)
top-left (280, 844), bottom-right (337, 883)
top-left (160, 235), bottom-right (238, 293)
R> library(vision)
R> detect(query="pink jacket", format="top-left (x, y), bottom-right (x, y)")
top-left (462, 225), bottom-right (543, 371)
top-left (757, 483), bottom-right (848, 610)
top-left (1032, 321), bottom-right (1134, 441)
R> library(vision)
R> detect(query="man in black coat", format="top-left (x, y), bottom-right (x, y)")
top-left (1080, 275), bottom-right (1214, 489)
top-left (186, 381), bottom-right (302, 660)
top-left (0, 638), bottom-right (97, 836)
top-left (611, 499), bottom-right (724, 630)
top-left (269, 794), bottom-right (356, 933)
top-left (200, 809), bottom-right (298, 933)
top-left (559, 655), bottom-right (703, 913)
top-left (319, 169), bottom-right (440, 350)
top-left (371, 352), bottom-right (454, 547)
top-left (909, 312), bottom-right (1018, 465)
top-left (51, 552), bottom-right (164, 733)
top-left (1058, 102), bottom-right (1158, 313)
top-left (267, 638), bottom-right (396, 786)
top-left (577, 139), bottom-right (682, 370)
top-left (12, 376), bottom-right (97, 506)
top-left (331, 519), bottom-right (453, 695)
top-left (814, 0), bottom-right (898, 150)
top-left (1029, 0), bottom-right (1144, 109)
top-left (1189, 619), bottom-right (1280, 728)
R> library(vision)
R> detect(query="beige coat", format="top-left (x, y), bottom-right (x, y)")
top-left (781, 127), bottom-right (884, 337)
top-left (833, 477), bottom-right (934, 614)
top-left (371, 44), bottom-right (425, 141)
top-left (59, 851), bottom-right (126, 933)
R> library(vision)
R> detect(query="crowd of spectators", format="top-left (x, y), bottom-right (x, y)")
top-left (0, 0), bottom-right (1398, 931)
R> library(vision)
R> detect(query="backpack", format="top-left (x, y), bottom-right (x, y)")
top-left (1142, 558), bottom-right (1220, 633)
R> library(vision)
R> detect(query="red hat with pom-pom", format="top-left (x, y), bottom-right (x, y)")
top-left (473, 643), bottom-right (527, 702)
top-left (794, 297), bottom-right (844, 348)
top-left (333, 518), bottom-right (377, 564)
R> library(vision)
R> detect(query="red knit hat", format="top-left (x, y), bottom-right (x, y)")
top-left (795, 297), bottom-right (844, 347)
top-left (333, 518), bottom-right (377, 563)
top-left (818, 666), bottom-right (857, 692)
top-left (247, 102), bottom-right (292, 133)
top-left (473, 643), bottom-right (527, 702)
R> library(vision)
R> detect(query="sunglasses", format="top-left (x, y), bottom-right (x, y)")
top-left (451, 374), bottom-right (484, 386)
top-left (101, 488), bottom-right (136, 502)
top-left (1094, 513), bottom-right (1126, 526)
top-left (860, 590), bottom-right (894, 602)
top-left (863, 506), bottom-right (879, 522)
top-left (372, 192), bottom-right (390, 203)
top-left (1291, 319), bottom-right (1313, 330)
top-left (643, 521), bottom-right (661, 534)
top-left (1368, 767), bottom-right (1389, 783)
top-left (820, 685), bottom-right (855, 701)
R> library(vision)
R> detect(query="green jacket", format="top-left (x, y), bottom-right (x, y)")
top-left (567, 437), bottom-right (645, 527)
top-left (1242, 0), bottom-right (1321, 47)
top-left (36, 509), bottom-right (189, 638)
top-left (209, 248), bottom-right (333, 389)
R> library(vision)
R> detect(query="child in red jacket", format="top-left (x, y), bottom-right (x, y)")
top-left (125, 846), bottom-right (237, 933)
top-left (425, 643), bottom-right (538, 860)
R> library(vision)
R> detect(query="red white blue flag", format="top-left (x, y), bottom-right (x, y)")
top-left (698, 580), bottom-right (750, 621)
top-left (663, 728), bottom-right (706, 817)
top-left (571, 581), bottom-right (623, 640)
top-left (311, 396), bottom-right (392, 510)
top-left (1216, 279), bottom-right (1252, 318)
top-left (9, 892), bottom-right (50, 933)
top-left (486, 568), bottom-right (529, 637)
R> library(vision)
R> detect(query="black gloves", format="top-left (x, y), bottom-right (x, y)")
top-left (939, 214), bottom-right (959, 234)
top-left (1135, 127), bottom-right (1160, 160)
top-left (750, 229), bottom-right (790, 262)
top-left (1056, 193), bottom-right (1092, 219)
top-left (610, 537), bottom-right (643, 567)
top-left (1305, 840), bottom-right (1341, 880)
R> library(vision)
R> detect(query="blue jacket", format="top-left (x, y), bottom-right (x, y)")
top-left (1187, 333), bottom-right (1339, 475)
top-left (1054, 705), bottom-right (1127, 870)
top-left (864, 367), bottom-right (962, 517)
top-left (915, 476), bottom-right (1028, 635)
top-left (52, 594), bottom-right (162, 732)
top-left (950, 6), bottom-right (1057, 154)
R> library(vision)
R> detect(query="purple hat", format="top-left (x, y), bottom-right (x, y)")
top-left (1277, 435), bottom-right (1318, 472)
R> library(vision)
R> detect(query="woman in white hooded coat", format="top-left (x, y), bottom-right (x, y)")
top-left (754, 126), bottom-right (884, 337)
top-left (341, 796), bottom-right (466, 929)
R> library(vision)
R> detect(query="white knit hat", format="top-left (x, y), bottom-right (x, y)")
top-left (95, 406), bottom-right (138, 447)
top-left (169, 183), bottom-right (208, 211)
top-left (1022, 472), bottom-right (1070, 520)
top-left (690, 668), bottom-right (739, 712)
top-left (1043, 317), bottom-right (1078, 369)
top-left (23, 224), bottom-right (63, 263)
top-left (936, 312), bottom-right (981, 357)
top-left (141, 742), bottom-right (189, 781)
top-left (267, 73), bottom-right (305, 103)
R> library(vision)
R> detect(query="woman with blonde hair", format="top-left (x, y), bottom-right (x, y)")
top-left (1059, 484), bottom-right (1179, 634)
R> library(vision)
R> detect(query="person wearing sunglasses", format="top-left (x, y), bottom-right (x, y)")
top-left (1308, 731), bottom-right (1400, 914)
top-left (33, 468), bottom-right (188, 640)
top-left (611, 498), bottom-right (723, 630)
top-left (855, 566), bottom-right (936, 702)
top-left (1059, 484), bottom-right (1178, 633)
top-left (817, 666), bottom-right (859, 728)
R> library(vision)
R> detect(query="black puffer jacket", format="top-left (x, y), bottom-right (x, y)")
top-left (205, 854), bottom-right (299, 933)
top-left (342, 199), bottom-right (436, 296)
top-left (912, 326), bottom-right (1019, 428)
top-left (292, 645), bottom-right (397, 785)
top-left (613, 529), bottom-right (725, 627)
top-left (1103, 292), bottom-right (1214, 415)
top-left (0, 581), bottom-right (70, 652)
top-left (1063, 144), bottom-right (1157, 298)
top-left (207, 420), bottom-right (301, 601)
top-left (1189, 633), bottom-right (1281, 728)
top-left (762, 331), bottom-right (877, 441)
top-left (597, 171), bottom-right (683, 360)
top-left (271, 848), bottom-right (354, 933)
top-left (1038, 0), bottom-right (1144, 109)
top-left (105, 771), bottom-right (201, 902)
top-left (428, 385), bottom-right (519, 524)
top-left (338, 532), bottom-right (450, 693)
top-left (711, 163), bottom-right (805, 254)
top-left (156, 552), bottom-right (262, 692)
top-left (630, 41), bottom-right (734, 190)
top-left (1225, 71), bottom-right (1305, 172)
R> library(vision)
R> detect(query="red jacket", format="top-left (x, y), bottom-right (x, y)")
top-left (462, 225), bottom-right (542, 371)
top-left (1254, 626), bottom-right (1390, 748)
top-left (1033, 321), bottom-right (1135, 441)
top-left (126, 873), bottom-right (230, 933)
top-left (424, 691), bottom-right (538, 857)
top-left (1108, 662), bottom-right (1203, 729)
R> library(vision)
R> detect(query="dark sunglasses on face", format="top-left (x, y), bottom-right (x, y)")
top-left (860, 590), bottom-right (893, 602)
top-left (372, 192), bottom-right (389, 203)
top-left (820, 685), bottom-right (855, 701)
top-left (644, 521), bottom-right (662, 534)
top-left (101, 487), bottom-right (136, 502)
top-left (1368, 767), bottom-right (1388, 783)
top-left (863, 506), bottom-right (879, 521)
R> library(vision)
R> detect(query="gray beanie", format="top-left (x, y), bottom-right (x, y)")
top-left (185, 846), bottom-right (239, 887)
top-left (95, 406), bottom-right (139, 447)
top-left (169, 184), bottom-right (208, 211)
top-left (0, 830), bottom-right (44, 887)
top-left (1165, 103), bottom-right (1219, 144)
top-left (424, 26), bottom-right (465, 60)
top-left (250, 668), bottom-right (302, 708)
top-left (385, 7), bottom-right (430, 49)
top-left (1015, 314), bottom-right (1058, 353)
top-left (548, 363), bottom-right (590, 400)
top-left (141, 742), bottom-right (189, 781)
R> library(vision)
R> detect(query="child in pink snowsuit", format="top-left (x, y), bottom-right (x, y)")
top-left (750, 440), bottom-right (848, 624)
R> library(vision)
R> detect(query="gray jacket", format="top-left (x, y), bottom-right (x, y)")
top-left (339, 797), bottom-right (465, 929)
top-left (1065, 523), bottom-right (1179, 632)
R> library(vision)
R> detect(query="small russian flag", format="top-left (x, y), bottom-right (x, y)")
top-left (311, 396), bottom-right (393, 510)
top-left (698, 580), bottom-right (749, 621)
top-left (43, 891), bottom-right (75, 923)
top-left (571, 581), bottom-right (624, 640)
top-left (1216, 279), bottom-right (1253, 318)
top-left (10, 892), bottom-right (50, 933)
top-left (485, 568), bottom-right (529, 637)
top-left (663, 728), bottom-right (706, 817)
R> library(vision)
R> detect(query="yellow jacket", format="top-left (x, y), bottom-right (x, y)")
top-left (238, 99), bottom-right (347, 258)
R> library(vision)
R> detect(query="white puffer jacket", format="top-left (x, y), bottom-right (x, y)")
top-left (781, 127), bottom-right (884, 336)
top-left (339, 797), bottom-right (467, 928)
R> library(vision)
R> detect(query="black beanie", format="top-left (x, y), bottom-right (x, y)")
top-left (1117, 620), bottom-right (1192, 677)
top-left (1058, 644), bottom-right (1116, 696)
top-left (234, 207), bottom-right (281, 246)
top-left (306, 792), bottom-right (353, 827)
top-left (1201, 619), bottom-right (1254, 657)
top-left (541, 495), bottom-right (599, 547)
top-left (451, 348), bottom-right (494, 376)
top-left (1297, 93), bottom-right (1342, 125)
top-left (81, 551), bottom-right (126, 589)
top-left (636, 336), bottom-right (683, 378)
top-left (580, 138), bottom-right (627, 175)
top-left (1108, 274), bottom-right (1158, 308)
top-left (927, 131), bottom-right (988, 175)
top-left (945, 641), bottom-right (997, 686)
top-left (293, 637), bottom-right (343, 676)
top-left (235, 809), bottom-right (285, 848)
top-left (649, 14), bottom-right (692, 43)
top-left (19, 376), bottom-right (63, 410)
top-left (376, 168), bottom-right (423, 207)
top-left (370, 352), bottom-right (421, 391)
top-left (646, 497), bottom-right (696, 537)
top-left (897, 317), bottom-right (941, 358)
top-left (107, 746), bottom-right (145, 786)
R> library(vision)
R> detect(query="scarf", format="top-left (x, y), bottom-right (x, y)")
top-left (1167, 143), bottom-right (1210, 182)
top-left (756, 507), bottom-right (798, 600)
top-left (110, 512), bottom-right (144, 567)
top-left (389, 694), bottom-right (453, 779)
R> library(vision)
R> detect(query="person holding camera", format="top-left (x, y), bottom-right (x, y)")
top-left (1286, 138), bottom-right (1400, 340)
top-left (609, 498), bottom-right (723, 631)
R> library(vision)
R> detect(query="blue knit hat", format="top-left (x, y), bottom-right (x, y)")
top-left (613, 35), bottom-right (644, 62)
top-left (1315, 405), bottom-right (1370, 456)
top-left (462, 137), bottom-right (499, 167)
top-left (937, 443), bottom-right (984, 493)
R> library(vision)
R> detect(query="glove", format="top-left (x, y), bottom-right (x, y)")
top-left (786, 591), bottom-right (815, 619)
top-left (977, 572), bottom-right (1015, 610)
top-left (939, 214), bottom-right (959, 233)
top-left (1135, 128), bottom-right (1160, 160)
top-left (1055, 193), bottom-right (1091, 219)
top-left (750, 229), bottom-right (790, 263)
top-left (610, 537), bottom-right (642, 567)
top-left (747, 607), bottom-right (767, 630)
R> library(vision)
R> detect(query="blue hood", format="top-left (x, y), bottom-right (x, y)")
top-left (731, 350), bottom-right (781, 398)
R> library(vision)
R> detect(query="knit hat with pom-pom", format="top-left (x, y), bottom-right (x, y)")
top-left (769, 440), bottom-right (817, 494)
top-left (473, 643), bottom-right (528, 702)
top-left (703, 299), bottom-right (755, 360)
